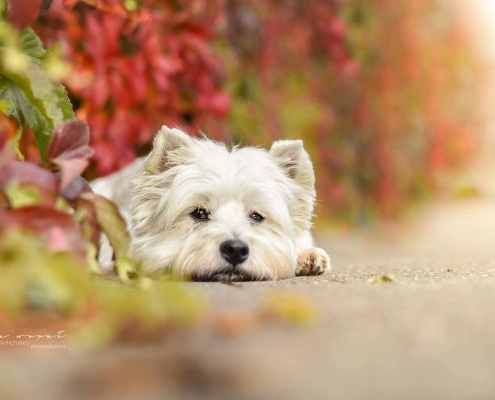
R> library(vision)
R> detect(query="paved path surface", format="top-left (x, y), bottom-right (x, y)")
top-left (2, 196), bottom-right (495, 400)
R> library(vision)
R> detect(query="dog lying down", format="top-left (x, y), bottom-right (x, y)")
top-left (91, 126), bottom-right (331, 281)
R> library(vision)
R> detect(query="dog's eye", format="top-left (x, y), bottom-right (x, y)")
top-left (190, 207), bottom-right (210, 222)
top-left (249, 211), bottom-right (264, 223)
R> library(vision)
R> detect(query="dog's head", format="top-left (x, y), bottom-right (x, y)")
top-left (131, 126), bottom-right (315, 281)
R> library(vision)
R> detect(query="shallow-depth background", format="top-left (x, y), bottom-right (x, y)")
top-left (29, 0), bottom-right (495, 225)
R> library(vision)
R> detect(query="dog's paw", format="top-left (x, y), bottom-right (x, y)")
top-left (296, 247), bottom-right (331, 276)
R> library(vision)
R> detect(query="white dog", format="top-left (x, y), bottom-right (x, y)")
top-left (92, 126), bottom-right (330, 281)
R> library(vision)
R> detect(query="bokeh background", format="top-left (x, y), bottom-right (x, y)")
top-left (26, 0), bottom-right (494, 227)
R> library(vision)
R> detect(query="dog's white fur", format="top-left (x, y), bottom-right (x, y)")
top-left (92, 126), bottom-right (330, 281)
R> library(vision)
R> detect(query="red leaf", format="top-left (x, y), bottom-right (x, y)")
top-left (62, 0), bottom-right (79, 8)
top-left (0, 138), bottom-right (57, 205)
top-left (92, 140), bottom-right (117, 176)
top-left (0, 132), bottom-right (14, 172)
top-left (48, 120), bottom-right (91, 159)
top-left (48, 121), bottom-right (94, 191)
top-left (2, 206), bottom-right (87, 259)
top-left (53, 157), bottom-right (90, 191)
top-left (7, 0), bottom-right (43, 28)
top-left (0, 131), bottom-right (8, 152)
top-left (154, 55), bottom-right (183, 75)
top-left (0, 160), bottom-right (57, 194)
top-left (2, 206), bottom-right (73, 232)
top-left (210, 92), bottom-right (231, 118)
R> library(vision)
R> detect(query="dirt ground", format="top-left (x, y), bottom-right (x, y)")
top-left (2, 193), bottom-right (495, 400)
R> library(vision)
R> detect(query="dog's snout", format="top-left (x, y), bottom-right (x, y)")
top-left (220, 239), bottom-right (249, 266)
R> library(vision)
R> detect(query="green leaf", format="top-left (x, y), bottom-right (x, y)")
top-left (124, 0), bottom-right (138, 12)
top-left (4, 182), bottom-right (41, 208)
top-left (24, 63), bottom-right (65, 123)
top-left (115, 254), bottom-right (137, 282)
top-left (19, 28), bottom-right (46, 60)
top-left (0, 76), bottom-right (53, 158)
top-left (52, 80), bottom-right (74, 120)
top-left (0, 98), bottom-right (10, 114)
top-left (0, 28), bottom-right (74, 162)
top-left (20, 29), bottom-right (74, 121)
top-left (80, 192), bottom-right (138, 281)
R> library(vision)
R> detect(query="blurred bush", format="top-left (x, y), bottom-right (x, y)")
top-left (0, 2), bottom-right (203, 344)
top-left (36, 0), bottom-right (230, 175)
top-left (34, 0), bottom-right (482, 224)
top-left (221, 0), bottom-right (481, 224)
top-left (0, 230), bottom-right (204, 350)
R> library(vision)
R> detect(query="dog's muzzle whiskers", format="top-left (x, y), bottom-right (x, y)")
top-left (191, 265), bottom-right (265, 282)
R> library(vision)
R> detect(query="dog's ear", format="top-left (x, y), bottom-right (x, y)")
top-left (270, 139), bottom-right (315, 190)
top-left (144, 126), bottom-right (192, 174)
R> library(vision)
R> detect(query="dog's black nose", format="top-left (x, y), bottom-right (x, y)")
top-left (220, 239), bottom-right (249, 266)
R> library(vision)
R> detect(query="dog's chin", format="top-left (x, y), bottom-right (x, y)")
top-left (191, 266), bottom-right (266, 282)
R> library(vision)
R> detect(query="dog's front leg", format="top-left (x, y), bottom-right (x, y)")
top-left (296, 247), bottom-right (331, 276)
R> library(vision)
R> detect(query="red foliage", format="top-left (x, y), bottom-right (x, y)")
top-left (2, 206), bottom-right (87, 258)
top-left (222, 0), bottom-right (481, 221)
top-left (0, 121), bottom-right (95, 260)
top-left (6, 0), bottom-right (44, 28)
top-left (37, 0), bottom-right (230, 176)
top-left (29, 0), bottom-right (482, 223)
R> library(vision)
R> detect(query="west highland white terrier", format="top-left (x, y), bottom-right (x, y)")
top-left (92, 126), bottom-right (330, 281)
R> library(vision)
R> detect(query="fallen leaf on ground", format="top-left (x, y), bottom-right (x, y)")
top-left (369, 274), bottom-right (396, 284)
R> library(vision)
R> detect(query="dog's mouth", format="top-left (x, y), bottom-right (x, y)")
top-left (191, 266), bottom-right (265, 282)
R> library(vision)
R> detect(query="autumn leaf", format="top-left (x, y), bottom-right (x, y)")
top-left (0, 160), bottom-right (58, 204)
top-left (0, 159), bottom-right (57, 192)
top-left (80, 192), bottom-right (136, 281)
top-left (1, 205), bottom-right (87, 260)
top-left (48, 120), bottom-right (91, 158)
top-left (7, 0), bottom-right (43, 29)
top-left (48, 120), bottom-right (93, 190)
top-left (0, 29), bottom-right (75, 163)
top-left (369, 274), bottom-right (396, 284)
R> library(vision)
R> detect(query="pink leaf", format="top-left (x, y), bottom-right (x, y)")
top-left (53, 157), bottom-right (90, 192)
top-left (48, 120), bottom-right (90, 160)
top-left (48, 121), bottom-right (94, 191)
top-left (2, 206), bottom-right (87, 260)
top-left (47, 226), bottom-right (72, 253)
